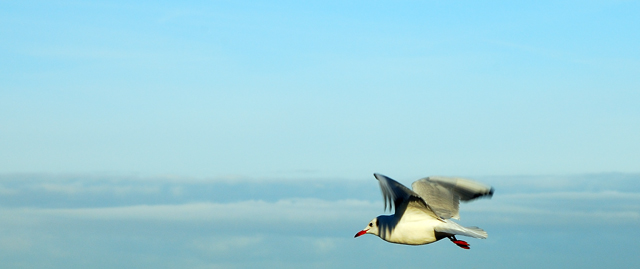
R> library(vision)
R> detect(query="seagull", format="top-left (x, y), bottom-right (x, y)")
top-left (354, 173), bottom-right (494, 249)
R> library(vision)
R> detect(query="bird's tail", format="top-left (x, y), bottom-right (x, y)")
top-left (435, 219), bottom-right (488, 239)
top-left (462, 226), bottom-right (488, 239)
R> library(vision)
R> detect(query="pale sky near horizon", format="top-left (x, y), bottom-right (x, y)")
top-left (2, 0), bottom-right (639, 180)
top-left (1, 1), bottom-right (640, 268)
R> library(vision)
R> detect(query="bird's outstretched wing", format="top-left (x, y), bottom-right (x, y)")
top-left (411, 176), bottom-right (494, 219)
top-left (374, 173), bottom-right (440, 219)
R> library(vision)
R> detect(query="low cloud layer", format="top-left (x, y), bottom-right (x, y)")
top-left (1, 173), bottom-right (639, 268)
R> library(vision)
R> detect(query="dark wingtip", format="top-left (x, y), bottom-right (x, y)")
top-left (470, 187), bottom-right (494, 200)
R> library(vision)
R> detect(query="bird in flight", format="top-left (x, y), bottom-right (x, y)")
top-left (354, 173), bottom-right (494, 249)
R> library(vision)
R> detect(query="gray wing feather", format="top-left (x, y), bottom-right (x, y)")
top-left (411, 176), bottom-right (494, 219)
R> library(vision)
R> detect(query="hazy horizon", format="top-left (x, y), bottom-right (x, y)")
top-left (1, 172), bottom-right (639, 268)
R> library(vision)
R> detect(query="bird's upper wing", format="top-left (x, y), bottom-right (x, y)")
top-left (411, 176), bottom-right (494, 219)
top-left (374, 173), bottom-right (440, 220)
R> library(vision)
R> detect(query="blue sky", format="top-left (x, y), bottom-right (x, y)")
top-left (2, 0), bottom-right (639, 179)
top-left (1, 0), bottom-right (639, 268)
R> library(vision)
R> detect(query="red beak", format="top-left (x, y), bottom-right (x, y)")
top-left (354, 229), bottom-right (368, 238)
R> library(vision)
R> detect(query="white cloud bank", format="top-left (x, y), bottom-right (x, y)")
top-left (2, 192), bottom-right (638, 229)
top-left (3, 199), bottom-right (377, 223)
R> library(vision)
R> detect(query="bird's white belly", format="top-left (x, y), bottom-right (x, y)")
top-left (382, 219), bottom-right (441, 245)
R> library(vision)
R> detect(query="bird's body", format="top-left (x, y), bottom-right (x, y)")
top-left (355, 173), bottom-right (494, 249)
top-left (375, 210), bottom-right (441, 245)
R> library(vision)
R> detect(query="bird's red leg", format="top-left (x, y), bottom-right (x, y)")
top-left (448, 236), bottom-right (470, 249)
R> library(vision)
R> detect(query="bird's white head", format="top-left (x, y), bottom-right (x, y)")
top-left (354, 217), bottom-right (380, 238)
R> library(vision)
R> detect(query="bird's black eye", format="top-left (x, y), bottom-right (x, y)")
top-left (369, 223), bottom-right (373, 227)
